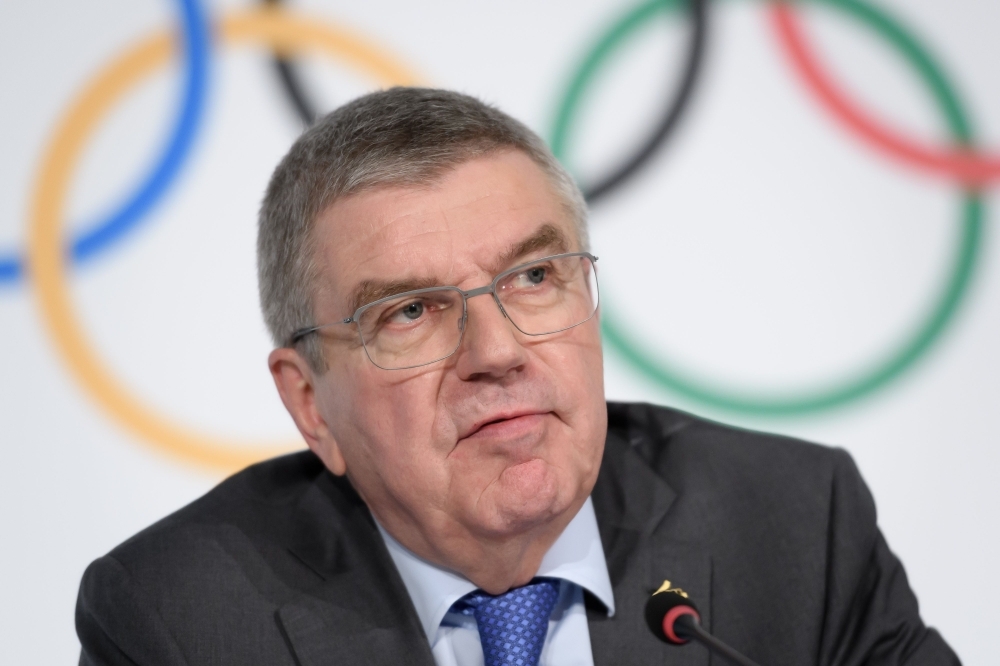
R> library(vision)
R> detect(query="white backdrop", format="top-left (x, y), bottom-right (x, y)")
top-left (1, 0), bottom-right (997, 663)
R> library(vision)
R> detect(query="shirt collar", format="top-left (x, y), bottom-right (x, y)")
top-left (375, 496), bottom-right (616, 642)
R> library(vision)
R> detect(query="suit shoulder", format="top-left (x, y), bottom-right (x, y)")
top-left (605, 401), bottom-right (866, 513)
top-left (76, 451), bottom-right (342, 664)
top-left (103, 450), bottom-right (330, 578)
top-left (608, 400), bottom-right (854, 469)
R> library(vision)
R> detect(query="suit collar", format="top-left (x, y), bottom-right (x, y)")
top-left (376, 495), bottom-right (616, 642)
top-left (593, 425), bottom-right (677, 539)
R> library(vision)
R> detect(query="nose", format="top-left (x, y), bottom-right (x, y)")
top-left (453, 292), bottom-right (528, 380)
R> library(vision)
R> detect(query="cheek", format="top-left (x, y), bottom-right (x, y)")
top-left (326, 364), bottom-right (453, 490)
top-left (539, 326), bottom-right (606, 461)
top-left (545, 324), bottom-right (605, 410)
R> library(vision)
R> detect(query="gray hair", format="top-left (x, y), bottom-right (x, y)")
top-left (257, 87), bottom-right (589, 370)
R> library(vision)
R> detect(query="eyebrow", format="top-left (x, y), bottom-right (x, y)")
top-left (344, 223), bottom-right (571, 315)
top-left (490, 223), bottom-right (570, 275)
top-left (348, 277), bottom-right (441, 315)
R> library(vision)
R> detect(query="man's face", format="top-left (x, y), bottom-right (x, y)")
top-left (305, 150), bottom-right (605, 559)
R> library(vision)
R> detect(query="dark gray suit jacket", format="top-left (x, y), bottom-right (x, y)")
top-left (77, 402), bottom-right (960, 665)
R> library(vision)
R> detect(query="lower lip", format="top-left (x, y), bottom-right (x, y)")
top-left (467, 413), bottom-right (547, 441)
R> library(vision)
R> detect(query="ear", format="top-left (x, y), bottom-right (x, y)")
top-left (268, 347), bottom-right (347, 476)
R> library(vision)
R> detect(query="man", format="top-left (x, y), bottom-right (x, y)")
top-left (76, 88), bottom-right (960, 666)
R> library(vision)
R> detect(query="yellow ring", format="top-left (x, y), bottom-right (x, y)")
top-left (27, 7), bottom-right (420, 473)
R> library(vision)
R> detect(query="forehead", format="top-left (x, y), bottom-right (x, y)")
top-left (311, 151), bottom-right (579, 312)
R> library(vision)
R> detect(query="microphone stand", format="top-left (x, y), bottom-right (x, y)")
top-left (676, 615), bottom-right (763, 666)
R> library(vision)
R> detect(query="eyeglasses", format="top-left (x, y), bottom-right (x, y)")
top-left (291, 252), bottom-right (599, 370)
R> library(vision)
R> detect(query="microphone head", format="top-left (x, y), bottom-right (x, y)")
top-left (644, 580), bottom-right (701, 645)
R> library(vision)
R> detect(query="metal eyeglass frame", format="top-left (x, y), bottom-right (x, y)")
top-left (289, 251), bottom-right (600, 370)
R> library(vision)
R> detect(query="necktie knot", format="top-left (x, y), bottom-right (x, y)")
top-left (452, 578), bottom-right (560, 666)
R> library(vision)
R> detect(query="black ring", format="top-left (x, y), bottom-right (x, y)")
top-left (264, 0), bottom-right (320, 126)
top-left (583, 0), bottom-right (709, 204)
top-left (263, 0), bottom-right (708, 200)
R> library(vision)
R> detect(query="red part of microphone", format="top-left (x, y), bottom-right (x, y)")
top-left (663, 605), bottom-right (700, 644)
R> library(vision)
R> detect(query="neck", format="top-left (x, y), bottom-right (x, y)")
top-left (375, 496), bottom-right (586, 595)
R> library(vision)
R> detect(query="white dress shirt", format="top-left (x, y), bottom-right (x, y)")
top-left (376, 497), bottom-right (616, 666)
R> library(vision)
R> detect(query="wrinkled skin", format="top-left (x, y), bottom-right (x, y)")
top-left (269, 150), bottom-right (606, 593)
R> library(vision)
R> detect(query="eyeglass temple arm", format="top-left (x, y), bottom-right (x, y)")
top-left (289, 317), bottom-right (355, 345)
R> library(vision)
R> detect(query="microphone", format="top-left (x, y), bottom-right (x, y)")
top-left (644, 581), bottom-right (763, 666)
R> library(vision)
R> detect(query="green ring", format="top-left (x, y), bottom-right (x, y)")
top-left (549, 0), bottom-right (984, 416)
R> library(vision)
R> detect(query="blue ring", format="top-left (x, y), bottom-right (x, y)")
top-left (0, 0), bottom-right (211, 285)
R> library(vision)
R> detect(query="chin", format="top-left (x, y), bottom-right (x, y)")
top-left (482, 458), bottom-right (571, 536)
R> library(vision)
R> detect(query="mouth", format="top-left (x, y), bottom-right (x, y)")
top-left (460, 410), bottom-right (550, 442)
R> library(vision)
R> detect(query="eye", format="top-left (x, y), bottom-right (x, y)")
top-left (508, 265), bottom-right (548, 288)
top-left (389, 300), bottom-right (425, 323)
top-left (525, 267), bottom-right (546, 284)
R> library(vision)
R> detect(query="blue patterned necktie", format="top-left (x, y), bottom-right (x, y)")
top-left (452, 578), bottom-right (560, 666)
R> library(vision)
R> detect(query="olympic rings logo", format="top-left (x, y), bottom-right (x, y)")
top-left (4, 0), bottom-right (993, 471)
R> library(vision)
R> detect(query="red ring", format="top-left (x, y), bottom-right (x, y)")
top-left (769, 3), bottom-right (1000, 185)
top-left (663, 606), bottom-right (700, 644)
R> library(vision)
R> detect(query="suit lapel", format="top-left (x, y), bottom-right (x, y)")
top-left (277, 591), bottom-right (432, 666)
top-left (590, 427), bottom-right (713, 666)
top-left (276, 472), bottom-right (436, 666)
